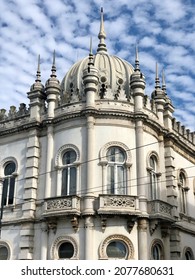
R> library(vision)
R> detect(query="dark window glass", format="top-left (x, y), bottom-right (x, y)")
top-left (0, 246), bottom-right (8, 260)
top-left (62, 151), bottom-right (77, 195)
top-left (3, 162), bottom-right (16, 206)
top-left (106, 241), bottom-right (127, 259)
top-left (58, 242), bottom-right (74, 259)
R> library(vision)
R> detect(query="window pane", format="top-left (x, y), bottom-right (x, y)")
top-left (2, 179), bottom-right (8, 206)
top-left (152, 244), bottom-right (161, 260)
top-left (8, 177), bottom-right (15, 205)
top-left (185, 250), bottom-right (193, 260)
top-left (69, 167), bottom-right (76, 195)
top-left (58, 242), bottom-right (74, 259)
top-left (4, 162), bottom-right (16, 176)
top-left (117, 166), bottom-right (126, 194)
top-left (106, 147), bottom-right (125, 162)
top-left (107, 166), bottom-right (115, 194)
top-left (106, 241), bottom-right (127, 259)
top-left (0, 246), bottom-right (8, 260)
top-left (63, 150), bottom-right (76, 165)
top-left (62, 169), bottom-right (68, 195)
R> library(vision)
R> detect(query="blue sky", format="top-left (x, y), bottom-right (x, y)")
top-left (0, 0), bottom-right (195, 130)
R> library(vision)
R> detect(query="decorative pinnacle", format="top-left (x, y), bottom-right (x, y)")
top-left (88, 37), bottom-right (94, 67)
top-left (155, 62), bottom-right (160, 89)
top-left (135, 45), bottom-right (140, 71)
top-left (35, 54), bottom-right (41, 82)
top-left (162, 69), bottom-right (166, 94)
top-left (51, 50), bottom-right (57, 78)
top-left (97, 7), bottom-right (107, 53)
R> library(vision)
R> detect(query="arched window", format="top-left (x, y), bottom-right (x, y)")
top-left (106, 147), bottom-right (127, 195)
top-left (184, 248), bottom-right (194, 260)
top-left (178, 170), bottom-right (189, 214)
top-left (2, 162), bottom-right (16, 206)
top-left (151, 241), bottom-right (164, 260)
top-left (148, 155), bottom-right (158, 200)
top-left (62, 150), bottom-right (77, 196)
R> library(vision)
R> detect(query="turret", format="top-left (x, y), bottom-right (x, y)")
top-left (162, 69), bottom-right (175, 130)
top-left (130, 46), bottom-right (146, 112)
top-left (151, 63), bottom-right (166, 124)
top-left (45, 51), bottom-right (61, 119)
top-left (83, 38), bottom-right (99, 109)
top-left (27, 55), bottom-right (46, 121)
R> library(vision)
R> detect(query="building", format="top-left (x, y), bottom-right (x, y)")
top-left (0, 9), bottom-right (195, 260)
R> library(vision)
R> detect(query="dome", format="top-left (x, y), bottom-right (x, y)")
top-left (60, 8), bottom-right (134, 104)
top-left (61, 52), bottom-right (134, 103)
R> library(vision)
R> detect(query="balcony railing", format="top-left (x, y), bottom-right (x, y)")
top-left (97, 194), bottom-right (140, 215)
top-left (147, 200), bottom-right (173, 220)
top-left (43, 195), bottom-right (80, 217)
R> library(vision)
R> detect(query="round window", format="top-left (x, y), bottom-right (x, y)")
top-left (106, 241), bottom-right (127, 259)
top-left (0, 246), bottom-right (9, 260)
top-left (58, 242), bottom-right (74, 259)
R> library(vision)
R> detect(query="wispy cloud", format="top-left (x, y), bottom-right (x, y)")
top-left (0, 0), bottom-right (194, 131)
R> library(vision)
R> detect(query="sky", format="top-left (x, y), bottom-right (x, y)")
top-left (0, 0), bottom-right (195, 131)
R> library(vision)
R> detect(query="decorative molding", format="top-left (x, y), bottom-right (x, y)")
top-left (55, 144), bottom-right (80, 167)
top-left (99, 141), bottom-right (131, 164)
top-left (0, 157), bottom-right (18, 177)
top-left (51, 235), bottom-right (78, 260)
top-left (71, 216), bottom-right (79, 232)
top-left (99, 234), bottom-right (134, 260)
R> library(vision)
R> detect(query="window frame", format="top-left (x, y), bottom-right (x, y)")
top-left (147, 152), bottom-right (160, 200)
top-left (55, 145), bottom-right (80, 197)
top-left (0, 157), bottom-right (18, 207)
top-left (151, 240), bottom-right (164, 260)
top-left (51, 236), bottom-right (78, 260)
top-left (99, 142), bottom-right (132, 195)
top-left (177, 169), bottom-right (189, 215)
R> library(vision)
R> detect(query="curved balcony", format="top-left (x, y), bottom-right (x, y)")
top-left (42, 195), bottom-right (80, 218)
top-left (97, 194), bottom-right (140, 215)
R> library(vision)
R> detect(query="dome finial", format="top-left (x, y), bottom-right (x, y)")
top-left (135, 45), bottom-right (140, 71)
top-left (97, 7), bottom-right (107, 53)
top-left (51, 50), bottom-right (56, 78)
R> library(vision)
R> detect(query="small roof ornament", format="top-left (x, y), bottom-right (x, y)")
top-left (97, 7), bottom-right (107, 53)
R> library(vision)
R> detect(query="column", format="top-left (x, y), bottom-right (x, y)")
top-left (138, 218), bottom-right (148, 259)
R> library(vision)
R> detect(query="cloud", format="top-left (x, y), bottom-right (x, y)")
top-left (0, 0), bottom-right (194, 131)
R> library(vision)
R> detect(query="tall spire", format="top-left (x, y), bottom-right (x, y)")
top-left (162, 69), bottom-right (166, 94)
top-left (88, 37), bottom-right (94, 67)
top-left (35, 54), bottom-right (41, 83)
top-left (135, 45), bottom-right (140, 72)
top-left (97, 7), bottom-right (107, 53)
top-left (155, 62), bottom-right (160, 89)
top-left (50, 50), bottom-right (57, 78)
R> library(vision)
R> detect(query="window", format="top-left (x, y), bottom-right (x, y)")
top-left (0, 242), bottom-right (10, 260)
top-left (178, 171), bottom-right (189, 214)
top-left (106, 147), bottom-right (127, 194)
top-left (148, 154), bottom-right (159, 200)
top-left (0, 246), bottom-right (8, 260)
top-left (184, 248), bottom-right (194, 260)
top-left (51, 236), bottom-right (78, 260)
top-left (106, 241), bottom-right (127, 259)
top-left (2, 162), bottom-right (16, 206)
top-left (151, 242), bottom-right (164, 260)
top-left (99, 234), bottom-right (134, 260)
top-left (62, 150), bottom-right (77, 195)
top-left (58, 242), bottom-right (74, 259)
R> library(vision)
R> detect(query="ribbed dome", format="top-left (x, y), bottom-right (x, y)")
top-left (61, 52), bottom-right (134, 103)
top-left (60, 8), bottom-right (135, 104)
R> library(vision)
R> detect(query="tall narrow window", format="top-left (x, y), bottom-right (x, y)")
top-left (149, 155), bottom-right (158, 200)
top-left (2, 162), bottom-right (16, 206)
top-left (178, 171), bottom-right (188, 214)
top-left (106, 147), bottom-right (126, 195)
top-left (62, 150), bottom-right (77, 195)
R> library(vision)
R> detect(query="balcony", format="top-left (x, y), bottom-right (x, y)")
top-left (97, 194), bottom-right (140, 215)
top-left (42, 195), bottom-right (81, 218)
top-left (147, 200), bottom-right (174, 221)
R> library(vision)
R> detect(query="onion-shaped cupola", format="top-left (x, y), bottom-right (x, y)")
top-left (61, 8), bottom-right (134, 104)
